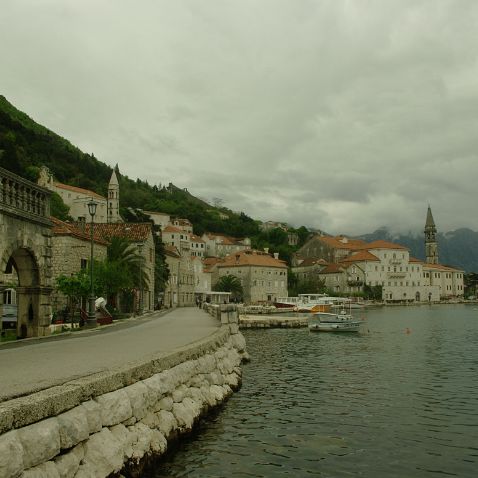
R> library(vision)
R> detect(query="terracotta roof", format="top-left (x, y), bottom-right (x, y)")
top-left (85, 223), bottom-right (152, 242)
top-left (162, 225), bottom-right (183, 234)
top-left (217, 250), bottom-right (287, 269)
top-left (191, 234), bottom-right (205, 243)
top-left (296, 257), bottom-right (328, 267)
top-left (164, 245), bottom-right (180, 258)
top-left (409, 257), bottom-right (423, 263)
top-left (423, 263), bottom-right (464, 272)
top-left (204, 233), bottom-right (245, 245)
top-left (341, 251), bottom-right (380, 263)
top-left (52, 218), bottom-right (108, 245)
top-left (318, 235), bottom-right (367, 250)
top-left (55, 182), bottom-right (105, 201)
top-left (203, 257), bottom-right (224, 267)
top-left (361, 240), bottom-right (408, 251)
top-left (320, 263), bottom-right (344, 274)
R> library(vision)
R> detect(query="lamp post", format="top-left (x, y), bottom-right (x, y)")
top-left (138, 243), bottom-right (143, 315)
top-left (87, 199), bottom-right (98, 327)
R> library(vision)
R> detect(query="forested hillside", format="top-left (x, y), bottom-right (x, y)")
top-left (0, 95), bottom-right (260, 237)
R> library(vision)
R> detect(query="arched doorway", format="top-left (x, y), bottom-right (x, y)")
top-left (2, 246), bottom-right (47, 338)
top-left (415, 291), bottom-right (421, 302)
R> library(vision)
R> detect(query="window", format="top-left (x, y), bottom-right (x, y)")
top-left (81, 258), bottom-right (88, 269)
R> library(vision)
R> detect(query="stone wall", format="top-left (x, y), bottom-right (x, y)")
top-left (0, 307), bottom-right (247, 478)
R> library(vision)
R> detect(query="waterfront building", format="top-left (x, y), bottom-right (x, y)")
top-left (213, 250), bottom-right (287, 304)
top-left (291, 257), bottom-right (328, 282)
top-left (163, 245), bottom-right (195, 307)
top-left (51, 218), bottom-right (108, 312)
top-left (85, 222), bottom-right (156, 311)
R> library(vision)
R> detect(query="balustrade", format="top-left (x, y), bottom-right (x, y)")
top-left (0, 167), bottom-right (50, 220)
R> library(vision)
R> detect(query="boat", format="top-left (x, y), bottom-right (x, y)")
top-left (308, 309), bottom-right (362, 333)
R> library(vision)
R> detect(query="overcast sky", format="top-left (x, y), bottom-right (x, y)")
top-left (2, 0), bottom-right (478, 235)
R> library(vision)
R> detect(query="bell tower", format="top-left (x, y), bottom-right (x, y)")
top-left (107, 166), bottom-right (120, 223)
top-left (424, 205), bottom-right (438, 264)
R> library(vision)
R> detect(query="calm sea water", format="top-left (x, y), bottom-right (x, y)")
top-left (147, 305), bottom-right (478, 477)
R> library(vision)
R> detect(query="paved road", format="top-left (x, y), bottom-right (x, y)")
top-left (0, 307), bottom-right (219, 402)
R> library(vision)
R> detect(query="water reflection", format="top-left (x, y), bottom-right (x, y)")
top-left (149, 305), bottom-right (478, 477)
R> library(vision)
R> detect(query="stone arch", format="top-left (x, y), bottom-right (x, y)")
top-left (1, 242), bottom-right (49, 338)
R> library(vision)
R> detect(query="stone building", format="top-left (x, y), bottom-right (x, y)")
top-left (38, 166), bottom-right (121, 224)
top-left (85, 223), bottom-right (156, 311)
top-left (201, 233), bottom-right (251, 258)
top-left (163, 245), bottom-right (195, 307)
top-left (50, 218), bottom-right (108, 312)
top-left (190, 234), bottom-right (206, 258)
top-left (214, 249), bottom-right (288, 304)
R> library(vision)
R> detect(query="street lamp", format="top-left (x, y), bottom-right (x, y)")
top-left (138, 243), bottom-right (143, 314)
top-left (87, 199), bottom-right (98, 327)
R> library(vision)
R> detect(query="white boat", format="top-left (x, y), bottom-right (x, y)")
top-left (308, 310), bottom-right (362, 333)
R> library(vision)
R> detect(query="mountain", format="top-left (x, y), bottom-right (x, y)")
top-left (0, 95), bottom-right (259, 237)
top-left (357, 227), bottom-right (478, 273)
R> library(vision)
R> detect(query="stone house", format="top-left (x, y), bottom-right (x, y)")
top-left (201, 233), bottom-right (251, 258)
top-left (38, 166), bottom-right (121, 224)
top-left (214, 249), bottom-right (288, 304)
top-left (291, 257), bottom-right (328, 282)
top-left (163, 245), bottom-right (195, 307)
top-left (50, 218), bottom-right (108, 313)
top-left (85, 222), bottom-right (156, 311)
top-left (293, 235), bottom-right (367, 265)
top-left (190, 234), bottom-right (206, 258)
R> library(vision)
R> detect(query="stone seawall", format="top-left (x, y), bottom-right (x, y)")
top-left (0, 305), bottom-right (247, 478)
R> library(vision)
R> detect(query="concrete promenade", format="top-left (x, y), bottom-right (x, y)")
top-left (0, 307), bottom-right (219, 402)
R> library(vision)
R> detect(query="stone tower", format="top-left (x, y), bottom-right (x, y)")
top-left (107, 166), bottom-right (120, 223)
top-left (424, 205), bottom-right (438, 264)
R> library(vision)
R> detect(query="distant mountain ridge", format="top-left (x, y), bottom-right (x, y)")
top-left (356, 227), bottom-right (478, 273)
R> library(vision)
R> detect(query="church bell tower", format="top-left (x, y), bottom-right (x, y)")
top-left (424, 205), bottom-right (438, 264)
top-left (107, 166), bottom-right (120, 223)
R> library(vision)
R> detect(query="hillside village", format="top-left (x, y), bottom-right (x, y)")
top-left (1, 162), bottom-right (464, 333)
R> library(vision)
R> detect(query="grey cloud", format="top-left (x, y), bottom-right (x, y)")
top-left (2, 0), bottom-right (478, 234)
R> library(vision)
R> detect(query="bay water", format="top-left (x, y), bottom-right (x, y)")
top-left (148, 305), bottom-right (478, 477)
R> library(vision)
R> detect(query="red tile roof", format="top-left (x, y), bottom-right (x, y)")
top-left (85, 223), bottom-right (152, 242)
top-left (164, 245), bottom-right (180, 258)
top-left (320, 263), bottom-right (344, 274)
top-left (218, 250), bottom-right (287, 269)
top-left (361, 240), bottom-right (408, 251)
top-left (55, 182), bottom-right (105, 201)
top-left (52, 218), bottom-right (108, 245)
top-left (297, 257), bottom-right (328, 267)
top-left (191, 234), bottom-right (205, 243)
top-left (163, 225), bottom-right (183, 234)
top-left (341, 251), bottom-right (380, 263)
top-left (318, 235), bottom-right (367, 250)
top-left (423, 263), bottom-right (464, 272)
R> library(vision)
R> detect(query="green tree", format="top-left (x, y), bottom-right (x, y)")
top-left (213, 274), bottom-right (244, 300)
top-left (50, 192), bottom-right (71, 221)
top-left (56, 270), bottom-right (90, 324)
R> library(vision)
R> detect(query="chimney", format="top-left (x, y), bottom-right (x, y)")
top-left (273, 252), bottom-right (279, 260)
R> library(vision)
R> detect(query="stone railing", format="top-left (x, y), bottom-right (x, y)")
top-left (0, 166), bottom-right (51, 225)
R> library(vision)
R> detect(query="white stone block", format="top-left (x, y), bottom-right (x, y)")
top-left (172, 384), bottom-right (188, 403)
top-left (22, 461), bottom-right (60, 478)
top-left (96, 389), bottom-right (133, 427)
top-left (18, 418), bottom-right (60, 469)
top-left (140, 411), bottom-right (160, 429)
top-left (54, 443), bottom-right (84, 478)
top-left (57, 407), bottom-right (90, 450)
top-left (82, 428), bottom-right (123, 477)
top-left (129, 423), bottom-right (153, 463)
top-left (124, 381), bottom-right (149, 421)
top-left (172, 402), bottom-right (195, 431)
top-left (0, 430), bottom-right (24, 478)
top-left (80, 400), bottom-right (102, 435)
top-left (157, 396), bottom-right (173, 412)
top-left (110, 424), bottom-right (133, 460)
top-left (156, 410), bottom-right (177, 438)
top-left (150, 430), bottom-right (167, 455)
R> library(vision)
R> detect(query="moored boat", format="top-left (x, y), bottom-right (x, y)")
top-left (308, 310), bottom-right (362, 333)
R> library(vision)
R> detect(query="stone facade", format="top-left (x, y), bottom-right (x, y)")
top-left (0, 307), bottom-right (247, 478)
top-left (0, 167), bottom-right (53, 337)
top-left (51, 219), bottom-right (108, 312)
top-left (214, 250), bottom-right (288, 304)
